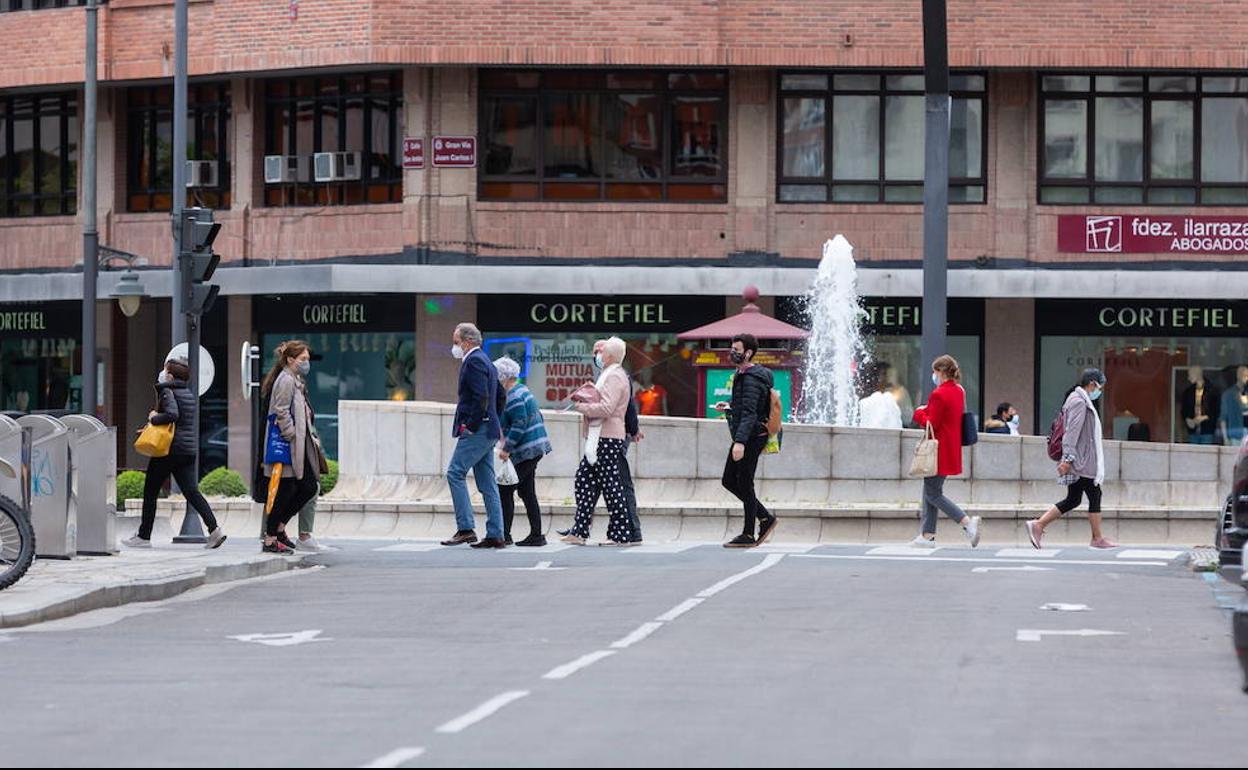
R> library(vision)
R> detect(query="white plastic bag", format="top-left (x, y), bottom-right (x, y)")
top-left (496, 456), bottom-right (520, 486)
top-left (584, 423), bottom-right (602, 465)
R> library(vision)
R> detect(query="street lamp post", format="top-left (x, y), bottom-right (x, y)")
top-left (82, 0), bottom-right (100, 417)
top-left (920, 0), bottom-right (951, 402)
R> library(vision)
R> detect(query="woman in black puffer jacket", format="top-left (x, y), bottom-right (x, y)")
top-left (122, 357), bottom-right (227, 549)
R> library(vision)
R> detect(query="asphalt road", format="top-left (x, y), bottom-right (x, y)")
top-left (0, 540), bottom-right (1243, 767)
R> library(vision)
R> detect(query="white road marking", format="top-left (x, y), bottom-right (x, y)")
top-left (360, 747), bottom-right (426, 768)
top-left (1040, 603), bottom-right (1090, 612)
top-left (697, 554), bottom-right (785, 598)
top-left (972, 566), bottom-right (1054, 573)
top-left (1017, 628), bottom-right (1124, 642)
top-left (753, 543), bottom-right (816, 554)
top-left (867, 546), bottom-right (941, 556)
top-left (996, 548), bottom-right (1060, 558)
top-left (542, 650), bottom-right (616, 680)
top-left (435, 691), bottom-right (530, 734)
top-left (1116, 549), bottom-right (1184, 560)
top-left (796, 554), bottom-right (1167, 567)
top-left (228, 629), bottom-right (329, 647)
top-left (655, 598), bottom-right (704, 622)
top-left (621, 542), bottom-right (705, 554)
top-left (610, 622), bottom-right (664, 650)
top-left (509, 561), bottom-right (566, 571)
top-left (373, 542), bottom-right (445, 553)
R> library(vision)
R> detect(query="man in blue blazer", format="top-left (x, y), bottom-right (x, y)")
top-left (442, 323), bottom-right (508, 548)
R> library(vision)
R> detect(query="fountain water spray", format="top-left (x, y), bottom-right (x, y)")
top-left (797, 235), bottom-right (870, 426)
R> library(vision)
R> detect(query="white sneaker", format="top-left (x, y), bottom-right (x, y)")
top-left (909, 536), bottom-right (937, 549)
top-left (296, 535), bottom-right (323, 552)
top-left (204, 528), bottom-right (228, 550)
top-left (122, 535), bottom-right (152, 549)
top-left (965, 516), bottom-right (982, 548)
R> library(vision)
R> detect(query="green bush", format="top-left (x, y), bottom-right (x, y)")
top-left (200, 466), bottom-right (248, 497)
top-left (117, 470), bottom-right (146, 509)
top-left (320, 458), bottom-right (339, 496)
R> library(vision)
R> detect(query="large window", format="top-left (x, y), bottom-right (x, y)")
top-left (127, 84), bottom-right (231, 212)
top-left (263, 72), bottom-right (403, 207)
top-left (1040, 73), bottom-right (1248, 205)
top-left (777, 72), bottom-right (987, 204)
top-left (480, 70), bottom-right (728, 202)
top-left (0, 1), bottom-right (85, 10)
top-left (0, 93), bottom-right (78, 217)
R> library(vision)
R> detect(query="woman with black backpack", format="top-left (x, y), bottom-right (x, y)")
top-left (1025, 368), bottom-right (1118, 550)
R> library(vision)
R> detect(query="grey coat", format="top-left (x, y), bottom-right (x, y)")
top-left (265, 368), bottom-right (323, 480)
top-left (1060, 389), bottom-right (1101, 483)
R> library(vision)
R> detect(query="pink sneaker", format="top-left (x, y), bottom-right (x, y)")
top-left (1090, 537), bottom-right (1118, 549)
top-left (1025, 520), bottom-right (1043, 549)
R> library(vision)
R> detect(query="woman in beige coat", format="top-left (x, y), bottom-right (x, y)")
top-left (260, 340), bottom-right (326, 554)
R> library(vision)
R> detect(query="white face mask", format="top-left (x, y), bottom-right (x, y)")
top-left (594, 354), bottom-right (605, 369)
top-left (1008, 415), bottom-right (1020, 427)
top-left (451, 345), bottom-right (465, 361)
top-left (931, 372), bottom-right (941, 387)
top-left (158, 371), bottom-right (172, 385)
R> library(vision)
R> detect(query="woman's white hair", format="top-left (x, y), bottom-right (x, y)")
top-left (494, 356), bottom-right (521, 382)
top-left (602, 336), bottom-right (627, 364)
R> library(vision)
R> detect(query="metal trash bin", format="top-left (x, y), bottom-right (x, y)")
top-left (63, 415), bottom-right (118, 556)
top-left (16, 414), bottom-right (75, 559)
top-left (0, 415), bottom-right (24, 506)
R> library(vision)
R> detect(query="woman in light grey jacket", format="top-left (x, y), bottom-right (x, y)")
top-left (1025, 368), bottom-right (1118, 550)
top-left (260, 340), bottom-right (326, 554)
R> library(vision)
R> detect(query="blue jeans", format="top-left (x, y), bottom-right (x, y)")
top-left (447, 430), bottom-right (504, 540)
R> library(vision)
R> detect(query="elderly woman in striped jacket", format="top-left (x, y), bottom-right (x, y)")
top-left (495, 356), bottom-right (554, 546)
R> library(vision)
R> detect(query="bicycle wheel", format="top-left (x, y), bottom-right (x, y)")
top-left (0, 494), bottom-right (35, 591)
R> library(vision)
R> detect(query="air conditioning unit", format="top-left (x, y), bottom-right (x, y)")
top-left (185, 160), bottom-right (219, 188)
top-left (313, 151), bottom-right (362, 182)
top-left (264, 155), bottom-right (310, 184)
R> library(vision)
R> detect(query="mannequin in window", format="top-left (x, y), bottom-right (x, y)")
top-left (635, 368), bottom-right (669, 417)
top-left (1219, 365), bottom-right (1248, 446)
top-left (1180, 366), bottom-right (1221, 444)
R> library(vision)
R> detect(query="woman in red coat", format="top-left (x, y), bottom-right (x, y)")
top-left (911, 355), bottom-right (981, 548)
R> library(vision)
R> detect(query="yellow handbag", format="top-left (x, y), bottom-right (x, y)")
top-left (134, 422), bottom-right (175, 458)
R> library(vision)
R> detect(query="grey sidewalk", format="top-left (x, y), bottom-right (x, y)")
top-left (0, 541), bottom-right (308, 629)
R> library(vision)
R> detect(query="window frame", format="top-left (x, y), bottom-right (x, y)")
top-left (261, 72), bottom-right (403, 208)
top-left (0, 91), bottom-right (78, 218)
top-left (125, 82), bottom-right (232, 213)
top-left (775, 70), bottom-right (989, 205)
top-left (1037, 71), bottom-right (1248, 206)
top-left (0, 0), bottom-right (85, 11)
top-left (477, 69), bottom-right (730, 203)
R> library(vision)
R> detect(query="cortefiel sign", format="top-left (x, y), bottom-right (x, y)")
top-left (1058, 215), bottom-right (1248, 255)
top-left (431, 136), bottom-right (476, 168)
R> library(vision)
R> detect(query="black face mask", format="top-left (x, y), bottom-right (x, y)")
top-left (730, 350), bottom-right (747, 365)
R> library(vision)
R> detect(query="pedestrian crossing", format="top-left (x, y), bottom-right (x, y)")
top-left (368, 540), bottom-right (1190, 564)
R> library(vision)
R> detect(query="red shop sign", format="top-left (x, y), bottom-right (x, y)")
top-left (431, 136), bottom-right (476, 168)
top-left (1058, 215), bottom-right (1248, 256)
top-left (402, 138), bottom-right (424, 169)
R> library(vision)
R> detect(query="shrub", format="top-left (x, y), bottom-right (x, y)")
top-left (199, 466), bottom-right (248, 497)
top-left (117, 470), bottom-right (146, 509)
top-left (320, 458), bottom-right (339, 496)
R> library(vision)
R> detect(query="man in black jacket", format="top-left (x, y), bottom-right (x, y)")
top-left (716, 333), bottom-right (778, 548)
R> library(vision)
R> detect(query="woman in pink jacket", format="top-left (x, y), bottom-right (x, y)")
top-left (912, 355), bottom-right (981, 548)
top-left (563, 336), bottom-right (638, 546)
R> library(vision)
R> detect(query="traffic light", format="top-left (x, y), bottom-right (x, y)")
top-left (181, 207), bottom-right (221, 317)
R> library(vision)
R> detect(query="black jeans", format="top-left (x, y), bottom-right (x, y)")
top-left (268, 457), bottom-right (319, 536)
top-left (722, 433), bottom-right (770, 537)
top-left (1056, 477), bottom-right (1102, 514)
top-left (140, 454), bottom-right (219, 540)
top-left (500, 456), bottom-right (542, 539)
top-left (620, 451), bottom-right (642, 542)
